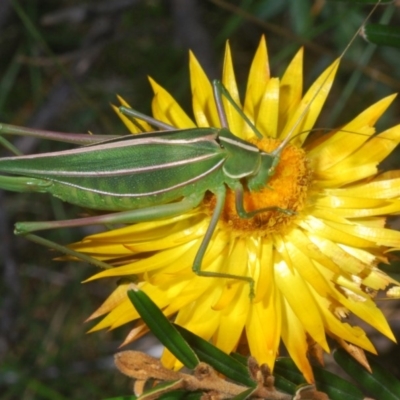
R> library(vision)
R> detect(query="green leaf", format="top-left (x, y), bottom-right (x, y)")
top-left (103, 396), bottom-right (137, 400)
top-left (139, 381), bottom-right (186, 400)
top-left (127, 289), bottom-right (199, 369)
top-left (158, 391), bottom-right (189, 400)
top-left (179, 393), bottom-right (203, 400)
top-left (174, 325), bottom-right (255, 388)
top-left (334, 348), bottom-right (400, 400)
top-left (312, 365), bottom-right (364, 400)
top-left (362, 23), bottom-right (400, 48)
top-left (142, 387), bottom-right (203, 400)
top-left (230, 352), bottom-right (249, 367)
top-left (273, 373), bottom-right (297, 395)
top-left (274, 358), bottom-right (307, 386)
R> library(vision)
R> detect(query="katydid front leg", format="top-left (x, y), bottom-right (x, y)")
top-left (192, 182), bottom-right (295, 298)
top-left (192, 185), bottom-right (255, 297)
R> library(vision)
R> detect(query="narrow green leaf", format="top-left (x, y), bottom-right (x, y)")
top-left (362, 23), bottom-right (400, 48)
top-left (274, 358), bottom-right (306, 386)
top-left (103, 396), bottom-right (137, 400)
top-left (127, 289), bottom-right (199, 369)
top-left (139, 381), bottom-right (187, 400)
top-left (334, 348), bottom-right (400, 400)
top-left (159, 390), bottom-right (188, 400)
top-left (181, 393), bottom-right (203, 400)
top-left (229, 352), bottom-right (249, 366)
top-left (174, 325), bottom-right (255, 388)
top-left (273, 373), bottom-right (297, 395)
top-left (144, 386), bottom-right (203, 400)
top-left (312, 365), bottom-right (364, 400)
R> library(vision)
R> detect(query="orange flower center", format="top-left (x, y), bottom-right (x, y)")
top-left (206, 137), bottom-right (311, 236)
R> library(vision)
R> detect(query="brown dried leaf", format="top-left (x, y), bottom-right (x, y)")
top-left (307, 335), bottom-right (324, 366)
top-left (293, 384), bottom-right (329, 400)
top-left (114, 350), bottom-right (181, 381)
top-left (338, 341), bottom-right (372, 373)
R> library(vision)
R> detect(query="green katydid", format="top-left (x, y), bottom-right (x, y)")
top-left (0, 1), bottom-right (384, 292)
top-left (0, 81), bottom-right (295, 294)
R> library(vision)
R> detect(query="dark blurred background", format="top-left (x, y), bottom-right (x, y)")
top-left (0, 0), bottom-right (399, 398)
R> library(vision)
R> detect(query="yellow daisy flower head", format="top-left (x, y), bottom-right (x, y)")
top-left (72, 37), bottom-right (400, 383)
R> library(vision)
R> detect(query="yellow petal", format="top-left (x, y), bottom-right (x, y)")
top-left (149, 77), bottom-right (196, 128)
top-left (340, 124), bottom-right (400, 166)
top-left (114, 95), bottom-right (152, 133)
top-left (88, 299), bottom-right (138, 332)
top-left (285, 240), bottom-right (334, 300)
top-left (299, 216), bottom-right (375, 248)
top-left (252, 238), bottom-right (273, 302)
top-left (256, 78), bottom-right (280, 138)
top-left (308, 94), bottom-right (397, 170)
top-left (212, 238), bottom-right (250, 309)
top-left (120, 321), bottom-right (148, 347)
top-left (243, 35), bottom-right (270, 139)
top-left (280, 59), bottom-right (339, 143)
top-left (189, 51), bottom-right (220, 127)
top-left (286, 229), bottom-right (341, 274)
top-left (171, 291), bottom-right (221, 357)
top-left (86, 282), bottom-right (131, 321)
top-left (84, 241), bottom-right (197, 281)
top-left (273, 244), bottom-right (328, 349)
top-left (313, 287), bottom-right (377, 353)
top-left (315, 194), bottom-right (389, 209)
top-left (325, 220), bottom-right (400, 248)
top-left (339, 294), bottom-right (396, 341)
top-left (214, 284), bottom-right (249, 353)
top-left (222, 41), bottom-right (244, 135)
top-left (279, 47), bottom-right (303, 137)
top-left (246, 283), bottom-right (281, 371)
top-left (280, 297), bottom-right (315, 383)
top-left (326, 174), bottom-right (400, 200)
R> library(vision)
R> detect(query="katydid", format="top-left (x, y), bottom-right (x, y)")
top-left (0, 1), bottom-right (383, 292)
top-left (0, 80), bottom-right (295, 293)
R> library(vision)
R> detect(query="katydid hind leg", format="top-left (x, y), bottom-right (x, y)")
top-left (192, 185), bottom-right (255, 297)
top-left (14, 193), bottom-right (205, 235)
top-left (0, 175), bottom-right (52, 193)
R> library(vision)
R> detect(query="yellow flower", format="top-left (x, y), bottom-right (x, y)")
top-left (71, 37), bottom-right (400, 383)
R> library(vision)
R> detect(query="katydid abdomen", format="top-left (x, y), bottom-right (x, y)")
top-left (0, 130), bottom-right (230, 211)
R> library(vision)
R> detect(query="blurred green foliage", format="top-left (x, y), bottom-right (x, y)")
top-left (0, 0), bottom-right (399, 398)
